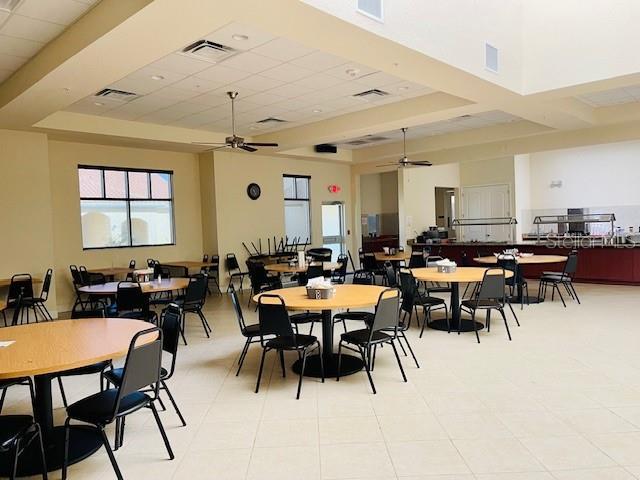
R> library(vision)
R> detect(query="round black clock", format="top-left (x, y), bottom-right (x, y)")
top-left (247, 183), bottom-right (261, 200)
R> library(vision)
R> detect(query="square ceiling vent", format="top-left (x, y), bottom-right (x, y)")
top-left (181, 40), bottom-right (237, 64)
top-left (357, 0), bottom-right (383, 21)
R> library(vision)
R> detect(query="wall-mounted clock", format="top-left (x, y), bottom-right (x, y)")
top-left (247, 182), bottom-right (261, 200)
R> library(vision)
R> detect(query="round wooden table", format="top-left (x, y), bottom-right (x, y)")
top-left (78, 278), bottom-right (189, 295)
top-left (253, 285), bottom-right (387, 378)
top-left (0, 319), bottom-right (154, 476)
top-left (374, 251), bottom-right (410, 262)
top-left (474, 255), bottom-right (567, 303)
top-left (411, 267), bottom-right (513, 332)
top-left (264, 262), bottom-right (341, 274)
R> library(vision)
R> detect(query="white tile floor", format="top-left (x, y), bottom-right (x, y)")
top-left (5, 282), bottom-right (640, 479)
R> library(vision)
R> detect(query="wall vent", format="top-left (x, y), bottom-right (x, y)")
top-left (182, 40), bottom-right (237, 63)
top-left (94, 88), bottom-right (138, 102)
top-left (353, 88), bottom-right (389, 99)
top-left (485, 43), bottom-right (498, 72)
top-left (256, 117), bottom-right (287, 124)
top-left (0, 0), bottom-right (20, 13)
top-left (357, 0), bottom-right (383, 21)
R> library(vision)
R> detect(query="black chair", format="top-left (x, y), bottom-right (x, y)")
top-left (306, 247), bottom-right (332, 262)
top-left (246, 261), bottom-right (282, 307)
top-left (202, 254), bottom-right (209, 263)
top-left (459, 268), bottom-right (519, 343)
top-left (538, 252), bottom-right (580, 307)
top-left (331, 254), bottom-right (348, 284)
top-left (333, 271), bottom-right (375, 332)
top-left (116, 282), bottom-right (157, 324)
top-left (383, 261), bottom-right (397, 287)
top-left (461, 252), bottom-right (479, 299)
top-left (226, 253), bottom-right (249, 292)
top-left (337, 289), bottom-right (406, 394)
top-left (362, 253), bottom-right (385, 283)
top-left (497, 255), bottom-right (529, 310)
top-left (22, 269), bottom-right (54, 322)
top-left (408, 251), bottom-right (426, 269)
top-left (424, 256), bottom-right (452, 296)
top-left (128, 259), bottom-right (136, 269)
top-left (398, 269), bottom-right (448, 337)
top-left (7, 274), bottom-right (34, 325)
top-left (103, 304), bottom-right (186, 428)
top-left (69, 265), bottom-right (86, 311)
top-left (0, 377), bottom-right (35, 415)
top-left (255, 295), bottom-right (323, 399)
top-left (62, 327), bottom-right (174, 480)
top-left (56, 303), bottom-right (113, 409)
top-left (230, 285), bottom-right (262, 377)
top-left (206, 254), bottom-right (222, 295)
top-left (175, 274), bottom-right (211, 342)
top-left (0, 415), bottom-right (47, 480)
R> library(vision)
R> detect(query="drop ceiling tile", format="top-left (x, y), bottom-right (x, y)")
top-left (231, 74), bottom-right (285, 92)
top-left (102, 108), bottom-right (143, 121)
top-left (272, 96), bottom-right (316, 110)
top-left (259, 63), bottom-right (314, 82)
top-left (149, 87), bottom-right (202, 101)
top-left (66, 98), bottom-right (120, 115)
top-left (210, 85), bottom-right (259, 99)
top-left (221, 51), bottom-right (281, 73)
top-left (355, 71), bottom-right (401, 88)
top-left (243, 91), bottom-right (285, 106)
top-left (169, 116), bottom-right (211, 129)
top-left (290, 51), bottom-right (346, 71)
top-left (231, 99), bottom-right (262, 113)
top-left (251, 38), bottom-right (314, 62)
top-left (129, 66), bottom-right (188, 85)
top-left (324, 62), bottom-right (377, 81)
top-left (189, 90), bottom-right (233, 107)
top-left (194, 64), bottom-right (252, 83)
top-left (266, 82), bottom-right (314, 99)
top-left (204, 22), bottom-right (275, 51)
top-left (149, 53), bottom-right (211, 76)
top-left (0, 34), bottom-right (43, 58)
top-left (299, 88), bottom-right (344, 104)
top-left (325, 81), bottom-right (372, 97)
top-left (16, 0), bottom-right (90, 26)
top-left (181, 107), bottom-right (231, 125)
top-left (0, 52), bottom-right (25, 70)
top-left (136, 109), bottom-right (186, 124)
top-left (170, 75), bottom-right (223, 93)
top-left (108, 77), bottom-right (165, 95)
top-left (164, 101), bottom-right (211, 116)
top-left (0, 15), bottom-right (64, 42)
top-left (292, 73), bottom-right (344, 90)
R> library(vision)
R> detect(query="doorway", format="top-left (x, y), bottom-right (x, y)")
top-left (434, 187), bottom-right (456, 238)
top-left (461, 184), bottom-right (511, 242)
top-left (322, 202), bottom-right (346, 259)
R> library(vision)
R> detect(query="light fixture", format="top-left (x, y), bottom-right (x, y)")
top-left (345, 68), bottom-right (360, 77)
top-left (151, 75), bottom-right (165, 81)
top-left (312, 108), bottom-right (322, 113)
top-left (232, 34), bottom-right (249, 41)
top-left (397, 86), bottom-right (409, 91)
top-left (94, 102), bottom-right (105, 106)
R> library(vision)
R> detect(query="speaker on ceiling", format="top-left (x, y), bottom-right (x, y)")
top-left (314, 144), bottom-right (337, 153)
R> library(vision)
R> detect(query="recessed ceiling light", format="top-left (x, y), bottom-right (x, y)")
top-left (94, 102), bottom-right (105, 106)
top-left (345, 68), bottom-right (360, 77)
top-left (312, 108), bottom-right (323, 113)
top-left (232, 34), bottom-right (249, 41)
top-left (397, 86), bottom-right (409, 91)
top-left (151, 75), bottom-right (165, 81)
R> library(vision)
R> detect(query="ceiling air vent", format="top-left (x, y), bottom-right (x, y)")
top-left (182, 40), bottom-right (237, 63)
top-left (345, 140), bottom-right (369, 146)
top-left (94, 88), bottom-right (138, 102)
top-left (256, 117), bottom-right (287, 124)
top-left (357, 0), bottom-right (383, 21)
top-left (353, 88), bottom-right (389, 99)
top-left (485, 43), bottom-right (498, 72)
top-left (0, 0), bottom-right (20, 13)
top-left (366, 136), bottom-right (390, 142)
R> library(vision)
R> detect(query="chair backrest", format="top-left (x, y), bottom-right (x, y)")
top-left (347, 250), bottom-right (358, 272)
top-left (384, 262), bottom-right (397, 287)
top-left (408, 251), bottom-right (426, 268)
top-left (563, 252), bottom-right (578, 276)
top-left (307, 263), bottom-right (324, 279)
top-left (183, 274), bottom-right (208, 305)
top-left (307, 247), bottom-right (332, 262)
top-left (209, 255), bottom-right (220, 275)
top-left (369, 289), bottom-right (400, 338)
top-left (398, 269), bottom-right (417, 299)
top-left (8, 274), bottom-right (33, 302)
top-left (202, 254), bottom-right (209, 263)
top-left (129, 259), bottom-right (136, 269)
top-left (226, 253), bottom-right (240, 272)
top-left (229, 284), bottom-right (247, 331)
top-left (114, 327), bottom-right (163, 417)
top-left (153, 263), bottom-right (171, 279)
top-left (247, 260), bottom-right (270, 290)
top-left (71, 302), bottom-right (106, 319)
top-left (426, 255), bottom-right (443, 267)
top-left (69, 265), bottom-right (83, 286)
top-left (461, 251), bottom-right (473, 267)
top-left (476, 268), bottom-right (506, 302)
top-left (146, 258), bottom-right (155, 268)
top-left (160, 304), bottom-right (182, 378)
top-left (116, 282), bottom-right (146, 312)
top-left (333, 254), bottom-right (348, 279)
top-left (39, 268), bottom-right (53, 300)
top-left (353, 270), bottom-right (374, 285)
top-left (258, 295), bottom-right (294, 342)
top-left (362, 253), bottom-right (378, 270)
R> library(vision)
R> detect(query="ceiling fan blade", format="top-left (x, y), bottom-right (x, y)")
top-left (191, 141), bottom-right (228, 145)
top-left (407, 161), bottom-right (433, 166)
top-left (239, 145), bottom-right (257, 152)
top-left (244, 142), bottom-right (279, 147)
top-left (376, 163), bottom-right (400, 168)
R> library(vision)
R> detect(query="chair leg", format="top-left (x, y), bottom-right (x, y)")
top-left (361, 346), bottom-right (376, 394)
top-left (62, 418), bottom-right (71, 480)
top-left (9, 438), bottom-right (19, 480)
top-left (196, 310), bottom-right (211, 338)
top-left (279, 350), bottom-right (286, 378)
top-left (390, 340), bottom-right (407, 382)
top-left (336, 341), bottom-right (343, 382)
top-left (506, 301), bottom-right (520, 326)
top-left (569, 282), bottom-right (581, 304)
top-left (400, 331), bottom-right (420, 368)
top-left (317, 342), bottom-right (325, 383)
top-left (499, 308), bottom-right (512, 341)
top-left (34, 422), bottom-right (48, 480)
top-left (419, 307), bottom-right (429, 338)
top-left (471, 310), bottom-right (480, 344)
top-left (396, 335), bottom-right (407, 356)
top-left (161, 380), bottom-right (187, 427)
top-left (0, 388), bottom-right (6, 414)
top-left (179, 313), bottom-right (188, 346)
top-left (236, 338), bottom-right (251, 376)
top-left (296, 350), bottom-right (307, 400)
top-left (58, 377), bottom-right (68, 409)
top-left (149, 402), bottom-right (175, 460)
top-left (555, 284), bottom-right (566, 307)
top-left (255, 348), bottom-right (267, 394)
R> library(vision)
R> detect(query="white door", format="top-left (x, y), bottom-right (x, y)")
top-left (322, 202), bottom-right (345, 259)
top-left (461, 185), bottom-right (511, 242)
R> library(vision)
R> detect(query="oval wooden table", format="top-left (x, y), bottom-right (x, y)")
top-left (374, 251), bottom-right (411, 262)
top-left (474, 255), bottom-right (567, 303)
top-left (253, 285), bottom-right (387, 378)
top-left (411, 267), bottom-right (513, 332)
top-left (264, 262), bottom-right (341, 274)
top-left (0, 318), bottom-right (154, 476)
top-left (78, 277), bottom-right (190, 295)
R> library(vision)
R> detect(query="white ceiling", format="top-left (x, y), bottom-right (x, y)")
top-left (66, 21), bottom-right (435, 136)
top-left (336, 111), bottom-right (522, 149)
top-left (577, 84), bottom-right (640, 107)
top-left (0, 0), bottom-right (99, 84)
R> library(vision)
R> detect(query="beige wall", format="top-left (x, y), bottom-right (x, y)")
top-left (213, 150), bottom-right (353, 279)
top-left (0, 129), bottom-right (57, 314)
top-left (199, 151), bottom-right (218, 255)
top-left (48, 140), bottom-right (203, 312)
top-left (359, 173), bottom-right (383, 216)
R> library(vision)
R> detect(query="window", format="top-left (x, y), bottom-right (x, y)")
top-left (283, 175), bottom-right (311, 243)
top-left (78, 166), bottom-right (175, 249)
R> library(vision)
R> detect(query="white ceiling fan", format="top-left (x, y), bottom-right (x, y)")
top-left (192, 91), bottom-right (279, 152)
top-left (377, 127), bottom-right (432, 168)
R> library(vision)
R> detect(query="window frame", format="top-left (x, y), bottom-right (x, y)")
top-left (283, 174), bottom-right (312, 242)
top-left (78, 165), bottom-right (176, 250)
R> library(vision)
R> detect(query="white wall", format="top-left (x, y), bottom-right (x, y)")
top-left (513, 154), bottom-right (531, 241)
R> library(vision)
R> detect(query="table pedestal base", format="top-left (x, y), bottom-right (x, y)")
top-left (0, 425), bottom-right (102, 476)
top-left (292, 353), bottom-right (364, 378)
top-left (428, 318), bottom-right (485, 333)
